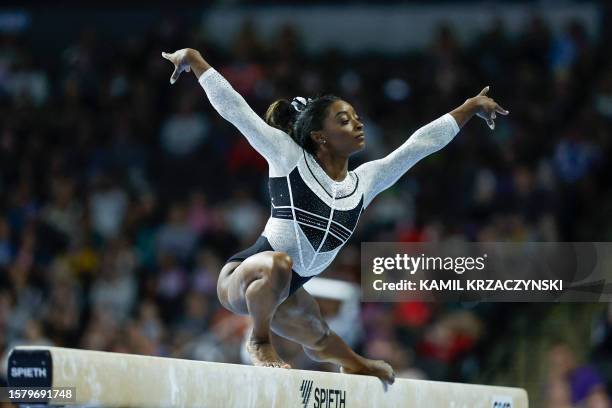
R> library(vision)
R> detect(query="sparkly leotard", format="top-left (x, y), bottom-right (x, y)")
top-left (199, 68), bottom-right (460, 278)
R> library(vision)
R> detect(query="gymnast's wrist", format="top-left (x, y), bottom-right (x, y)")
top-left (449, 99), bottom-right (477, 128)
top-left (184, 48), bottom-right (201, 63)
top-left (462, 97), bottom-right (480, 116)
top-left (186, 50), bottom-right (211, 78)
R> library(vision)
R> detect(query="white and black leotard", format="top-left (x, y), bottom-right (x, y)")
top-left (199, 69), bottom-right (460, 292)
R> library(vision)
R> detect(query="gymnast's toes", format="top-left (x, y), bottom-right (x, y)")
top-left (341, 359), bottom-right (395, 385)
top-left (246, 340), bottom-right (292, 369)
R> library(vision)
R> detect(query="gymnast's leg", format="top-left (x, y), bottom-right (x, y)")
top-left (271, 288), bottom-right (395, 384)
top-left (217, 252), bottom-right (293, 368)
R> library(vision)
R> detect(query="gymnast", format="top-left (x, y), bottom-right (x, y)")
top-left (162, 48), bottom-right (508, 384)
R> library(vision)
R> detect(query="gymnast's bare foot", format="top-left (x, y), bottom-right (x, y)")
top-left (246, 339), bottom-right (291, 369)
top-left (341, 358), bottom-right (395, 384)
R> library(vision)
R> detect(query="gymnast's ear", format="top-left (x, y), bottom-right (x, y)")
top-left (310, 130), bottom-right (325, 145)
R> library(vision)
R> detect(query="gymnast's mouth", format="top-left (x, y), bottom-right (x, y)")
top-left (355, 133), bottom-right (365, 139)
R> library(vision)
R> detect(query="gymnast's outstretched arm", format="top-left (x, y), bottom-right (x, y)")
top-left (162, 48), bottom-right (300, 176)
top-left (355, 86), bottom-right (508, 207)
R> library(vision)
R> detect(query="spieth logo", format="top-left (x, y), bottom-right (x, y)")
top-left (300, 380), bottom-right (314, 407)
top-left (299, 379), bottom-right (346, 408)
top-left (492, 395), bottom-right (513, 408)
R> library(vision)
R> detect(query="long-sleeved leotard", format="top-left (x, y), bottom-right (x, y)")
top-left (199, 68), bottom-right (460, 277)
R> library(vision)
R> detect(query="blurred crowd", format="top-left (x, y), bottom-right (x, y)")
top-left (0, 7), bottom-right (611, 407)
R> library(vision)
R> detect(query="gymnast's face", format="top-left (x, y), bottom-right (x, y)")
top-left (314, 100), bottom-right (365, 156)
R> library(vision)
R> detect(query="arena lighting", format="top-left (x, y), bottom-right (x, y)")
top-left (7, 346), bottom-right (528, 407)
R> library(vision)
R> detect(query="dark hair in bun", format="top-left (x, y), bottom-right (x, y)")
top-left (264, 95), bottom-right (341, 156)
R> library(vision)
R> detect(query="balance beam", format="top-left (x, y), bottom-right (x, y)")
top-left (7, 346), bottom-right (528, 407)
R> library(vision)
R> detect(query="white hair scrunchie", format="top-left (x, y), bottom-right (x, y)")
top-left (291, 96), bottom-right (313, 113)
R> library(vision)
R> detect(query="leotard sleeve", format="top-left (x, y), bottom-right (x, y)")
top-left (355, 113), bottom-right (460, 208)
top-left (198, 68), bottom-right (301, 176)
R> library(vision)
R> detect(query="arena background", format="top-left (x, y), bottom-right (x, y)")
top-left (0, 1), bottom-right (611, 406)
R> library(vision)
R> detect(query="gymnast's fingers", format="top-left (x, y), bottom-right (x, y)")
top-left (162, 51), bottom-right (186, 85)
top-left (161, 51), bottom-right (176, 65)
top-left (478, 86), bottom-right (490, 96)
top-left (169, 67), bottom-right (183, 85)
top-left (495, 104), bottom-right (510, 115)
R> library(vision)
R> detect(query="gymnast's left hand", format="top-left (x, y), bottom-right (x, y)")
top-left (469, 86), bottom-right (509, 130)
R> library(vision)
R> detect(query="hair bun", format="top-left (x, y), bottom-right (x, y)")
top-left (264, 99), bottom-right (296, 135)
